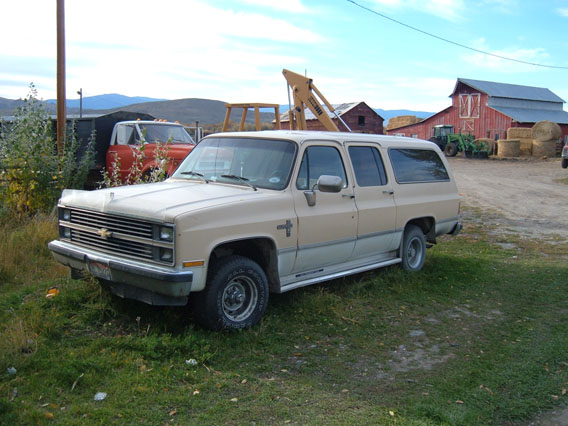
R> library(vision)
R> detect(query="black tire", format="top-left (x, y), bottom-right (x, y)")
top-left (562, 158), bottom-right (568, 169)
top-left (444, 143), bottom-right (458, 157)
top-left (400, 225), bottom-right (426, 272)
top-left (192, 256), bottom-right (269, 330)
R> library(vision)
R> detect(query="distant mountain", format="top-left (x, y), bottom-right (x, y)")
top-left (46, 94), bottom-right (167, 110)
top-left (375, 109), bottom-right (435, 124)
top-left (111, 98), bottom-right (275, 125)
top-left (1, 93), bottom-right (436, 126)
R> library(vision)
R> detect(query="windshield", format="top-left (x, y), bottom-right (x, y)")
top-left (139, 124), bottom-right (195, 144)
top-left (172, 137), bottom-right (297, 190)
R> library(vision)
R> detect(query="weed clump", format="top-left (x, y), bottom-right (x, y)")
top-left (0, 84), bottom-right (94, 216)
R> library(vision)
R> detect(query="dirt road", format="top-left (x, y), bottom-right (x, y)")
top-left (448, 157), bottom-right (568, 242)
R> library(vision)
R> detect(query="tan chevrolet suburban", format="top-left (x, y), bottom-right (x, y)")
top-left (49, 131), bottom-right (462, 330)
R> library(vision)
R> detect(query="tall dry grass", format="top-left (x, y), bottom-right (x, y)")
top-left (0, 213), bottom-right (67, 286)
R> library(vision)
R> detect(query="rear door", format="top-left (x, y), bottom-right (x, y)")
top-left (346, 143), bottom-right (398, 259)
top-left (291, 141), bottom-right (357, 274)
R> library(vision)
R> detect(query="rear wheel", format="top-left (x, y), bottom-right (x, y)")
top-left (400, 225), bottom-right (426, 272)
top-left (562, 158), bottom-right (568, 169)
top-left (192, 256), bottom-right (269, 330)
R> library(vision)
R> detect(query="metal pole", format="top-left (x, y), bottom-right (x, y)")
top-left (56, 0), bottom-right (66, 155)
top-left (77, 88), bottom-right (83, 118)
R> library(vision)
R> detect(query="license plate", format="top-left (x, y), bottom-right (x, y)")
top-left (88, 259), bottom-right (112, 281)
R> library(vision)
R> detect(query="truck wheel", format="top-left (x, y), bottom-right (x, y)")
top-left (192, 256), bottom-right (269, 330)
top-left (400, 225), bottom-right (426, 272)
top-left (444, 143), bottom-right (458, 157)
top-left (562, 158), bottom-right (568, 169)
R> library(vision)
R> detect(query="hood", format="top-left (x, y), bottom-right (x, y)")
top-left (164, 143), bottom-right (194, 158)
top-left (60, 180), bottom-right (275, 222)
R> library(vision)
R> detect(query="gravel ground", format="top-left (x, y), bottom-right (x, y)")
top-left (448, 156), bottom-right (568, 242)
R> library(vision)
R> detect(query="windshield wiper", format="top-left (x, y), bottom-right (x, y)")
top-left (180, 171), bottom-right (209, 183)
top-left (221, 175), bottom-right (257, 191)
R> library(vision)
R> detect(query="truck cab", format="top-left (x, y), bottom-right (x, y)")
top-left (107, 120), bottom-right (195, 182)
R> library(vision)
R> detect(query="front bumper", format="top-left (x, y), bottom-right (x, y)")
top-left (48, 240), bottom-right (192, 306)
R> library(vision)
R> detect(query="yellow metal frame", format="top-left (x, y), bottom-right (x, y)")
top-left (222, 103), bottom-right (281, 132)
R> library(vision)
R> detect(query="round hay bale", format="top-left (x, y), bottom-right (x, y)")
top-left (497, 139), bottom-right (520, 157)
top-left (532, 140), bottom-right (556, 158)
top-left (474, 138), bottom-right (495, 155)
top-left (532, 121), bottom-right (562, 142)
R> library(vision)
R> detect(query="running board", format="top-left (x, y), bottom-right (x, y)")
top-left (280, 258), bottom-right (402, 293)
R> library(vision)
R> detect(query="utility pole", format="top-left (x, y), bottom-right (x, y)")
top-left (56, 0), bottom-right (66, 155)
top-left (77, 88), bottom-right (83, 118)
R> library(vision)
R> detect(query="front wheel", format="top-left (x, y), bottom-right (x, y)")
top-left (400, 225), bottom-right (426, 272)
top-left (444, 143), bottom-right (458, 157)
top-left (562, 158), bottom-right (568, 169)
top-left (192, 256), bottom-right (269, 330)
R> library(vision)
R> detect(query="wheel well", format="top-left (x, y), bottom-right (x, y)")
top-left (405, 217), bottom-right (436, 244)
top-left (209, 238), bottom-right (279, 292)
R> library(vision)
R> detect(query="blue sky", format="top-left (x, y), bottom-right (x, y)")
top-left (2, 0), bottom-right (568, 111)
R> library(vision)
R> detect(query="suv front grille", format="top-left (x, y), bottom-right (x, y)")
top-left (58, 207), bottom-right (174, 266)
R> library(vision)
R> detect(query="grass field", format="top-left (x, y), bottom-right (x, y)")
top-left (0, 210), bottom-right (567, 425)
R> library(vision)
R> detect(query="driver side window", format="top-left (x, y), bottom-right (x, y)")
top-left (296, 146), bottom-right (347, 190)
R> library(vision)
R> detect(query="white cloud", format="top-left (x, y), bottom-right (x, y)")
top-left (368, 0), bottom-right (466, 21)
top-left (239, 0), bottom-right (309, 13)
top-left (0, 0), bottom-right (327, 100)
top-left (460, 39), bottom-right (550, 72)
top-left (557, 8), bottom-right (568, 17)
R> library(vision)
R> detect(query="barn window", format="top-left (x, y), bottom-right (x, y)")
top-left (358, 115), bottom-right (365, 126)
top-left (459, 93), bottom-right (480, 118)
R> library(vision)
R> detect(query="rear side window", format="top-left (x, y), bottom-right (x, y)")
top-left (348, 146), bottom-right (387, 187)
top-left (389, 148), bottom-right (449, 183)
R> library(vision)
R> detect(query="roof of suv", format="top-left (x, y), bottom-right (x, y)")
top-left (210, 130), bottom-right (438, 149)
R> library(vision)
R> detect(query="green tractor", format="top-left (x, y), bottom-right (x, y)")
top-left (429, 125), bottom-right (489, 158)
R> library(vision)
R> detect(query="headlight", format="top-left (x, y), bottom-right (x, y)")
top-left (159, 248), bottom-right (173, 262)
top-left (62, 227), bottom-right (71, 238)
top-left (159, 226), bottom-right (174, 241)
top-left (61, 208), bottom-right (71, 221)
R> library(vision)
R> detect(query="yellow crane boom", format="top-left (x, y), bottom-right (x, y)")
top-left (282, 69), bottom-right (351, 132)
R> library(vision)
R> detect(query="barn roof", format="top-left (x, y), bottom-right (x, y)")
top-left (455, 78), bottom-right (565, 103)
top-left (279, 101), bottom-right (381, 122)
top-left (490, 106), bottom-right (568, 124)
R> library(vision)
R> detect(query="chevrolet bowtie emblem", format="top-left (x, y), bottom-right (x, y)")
top-left (96, 228), bottom-right (113, 240)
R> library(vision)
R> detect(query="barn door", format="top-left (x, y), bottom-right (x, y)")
top-left (459, 94), bottom-right (480, 118)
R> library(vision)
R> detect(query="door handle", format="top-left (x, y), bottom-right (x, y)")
top-left (342, 193), bottom-right (355, 199)
top-left (383, 189), bottom-right (394, 195)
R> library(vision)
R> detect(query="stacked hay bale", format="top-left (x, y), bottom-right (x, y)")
top-left (386, 115), bottom-right (422, 131)
top-left (497, 139), bottom-right (520, 158)
top-left (532, 120), bottom-right (561, 158)
top-left (507, 127), bottom-right (533, 156)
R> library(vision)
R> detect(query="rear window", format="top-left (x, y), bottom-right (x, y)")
top-left (389, 148), bottom-right (449, 183)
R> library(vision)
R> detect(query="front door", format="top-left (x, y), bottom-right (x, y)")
top-left (291, 142), bottom-right (357, 274)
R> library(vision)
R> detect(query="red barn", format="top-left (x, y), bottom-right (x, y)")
top-left (278, 101), bottom-right (384, 134)
top-left (386, 78), bottom-right (568, 140)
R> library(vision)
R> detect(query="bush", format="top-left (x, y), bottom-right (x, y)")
top-left (0, 85), bottom-right (94, 216)
top-left (99, 139), bottom-right (170, 188)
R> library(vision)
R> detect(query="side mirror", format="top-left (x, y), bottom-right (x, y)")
top-left (303, 175), bottom-right (343, 207)
top-left (317, 175), bottom-right (343, 193)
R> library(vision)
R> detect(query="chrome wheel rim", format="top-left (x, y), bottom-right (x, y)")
top-left (407, 237), bottom-right (423, 269)
top-left (222, 275), bottom-right (258, 322)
